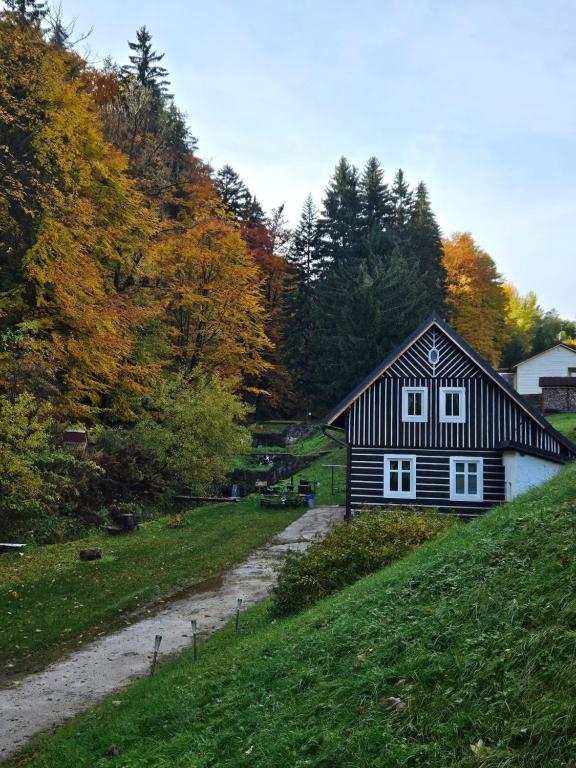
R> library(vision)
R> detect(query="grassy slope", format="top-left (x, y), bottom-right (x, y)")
top-left (13, 462), bottom-right (576, 766)
top-left (0, 433), bottom-right (345, 680)
top-left (547, 412), bottom-right (576, 442)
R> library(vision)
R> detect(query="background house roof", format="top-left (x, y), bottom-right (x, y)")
top-left (513, 343), bottom-right (576, 369)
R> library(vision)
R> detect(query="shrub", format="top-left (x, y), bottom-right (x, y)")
top-left (92, 373), bottom-right (251, 508)
top-left (270, 507), bottom-right (455, 617)
top-left (0, 393), bottom-right (102, 543)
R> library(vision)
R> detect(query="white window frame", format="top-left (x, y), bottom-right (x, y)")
top-left (439, 386), bottom-right (466, 423)
top-left (384, 454), bottom-right (416, 499)
top-left (401, 386), bottom-right (428, 423)
top-left (449, 457), bottom-right (483, 501)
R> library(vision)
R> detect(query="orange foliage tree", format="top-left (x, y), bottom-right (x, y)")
top-left (442, 232), bottom-right (508, 366)
top-left (0, 18), bottom-right (157, 417)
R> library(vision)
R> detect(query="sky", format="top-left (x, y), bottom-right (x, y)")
top-left (62, 0), bottom-right (575, 318)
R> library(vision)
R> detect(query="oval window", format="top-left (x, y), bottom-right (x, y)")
top-left (428, 348), bottom-right (439, 364)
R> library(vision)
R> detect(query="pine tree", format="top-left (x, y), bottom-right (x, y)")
top-left (390, 169), bottom-right (413, 236)
top-left (4, 0), bottom-right (47, 25)
top-left (122, 26), bottom-right (170, 95)
top-left (318, 157), bottom-right (361, 267)
top-left (359, 157), bottom-right (393, 236)
top-left (215, 165), bottom-right (251, 219)
top-left (310, 242), bottom-right (422, 408)
top-left (409, 181), bottom-right (446, 314)
top-left (284, 196), bottom-right (321, 409)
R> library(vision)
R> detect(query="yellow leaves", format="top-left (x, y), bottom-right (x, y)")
top-left (151, 215), bottom-right (271, 380)
top-left (442, 232), bottom-right (508, 365)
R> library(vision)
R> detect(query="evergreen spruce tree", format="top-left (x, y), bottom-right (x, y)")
top-left (310, 160), bottom-right (446, 411)
top-left (318, 157), bottom-right (361, 267)
top-left (215, 165), bottom-right (251, 219)
top-left (5, 0), bottom-right (47, 25)
top-left (408, 181), bottom-right (446, 314)
top-left (48, 15), bottom-right (69, 49)
top-left (122, 26), bottom-right (170, 95)
top-left (285, 196), bottom-right (321, 409)
top-left (311, 241), bottom-right (422, 407)
top-left (390, 169), bottom-right (414, 236)
top-left (359, 157), bottom-right (394, 236)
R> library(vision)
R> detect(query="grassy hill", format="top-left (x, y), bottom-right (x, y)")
top-left (13, 458), bottom-right (576, 767)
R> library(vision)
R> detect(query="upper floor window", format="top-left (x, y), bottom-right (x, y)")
top-left (439, 386), bottom-right (466, 423)
top-left (402, 386), bottom-right (428, 422)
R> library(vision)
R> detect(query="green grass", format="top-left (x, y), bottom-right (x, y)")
top-left (250, 420), bottom-right (299, 434)
top-left (0, 429), bottom-right (345, 681)
top-left (547, 412), bottom-right (576, 442)
top-left (0, 498), bottom-right (300, 681)
top-left (10, 457), bottom-right (576, 766)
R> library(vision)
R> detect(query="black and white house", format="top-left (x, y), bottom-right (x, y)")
top-left (323, 314), bottom-right (576, 518)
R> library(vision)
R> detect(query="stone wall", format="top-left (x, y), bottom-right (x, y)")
top-left (540, 377), bottom-right (576, 413)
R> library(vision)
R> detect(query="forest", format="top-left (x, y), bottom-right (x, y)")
top-left (1, 0), bottom-right (574, 542)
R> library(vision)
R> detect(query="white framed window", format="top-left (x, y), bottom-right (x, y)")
top-left (439, 386), bottom-right (466, 423)
top-left (449, 457), bottom-right (483, 501)
top-left (384, 454), bottom-right (416, 499)
top-left (401, 386), bottom-right (428, 422)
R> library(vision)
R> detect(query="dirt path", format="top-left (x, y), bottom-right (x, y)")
top-left (0, 505), bottom-right (344, 761)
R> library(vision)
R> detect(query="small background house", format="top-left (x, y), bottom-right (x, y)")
top-left (324, 315), bottom-right (576, 519)
top-left (505, 344), bottom-right (576, 410)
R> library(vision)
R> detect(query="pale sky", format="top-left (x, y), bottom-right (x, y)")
top-left (62, 0), bottom-right (575, 317)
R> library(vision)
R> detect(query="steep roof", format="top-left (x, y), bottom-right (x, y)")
top-left (513, 343), bottom-right (576, 369)
top-left (323, 313), bottom-right (576, 457)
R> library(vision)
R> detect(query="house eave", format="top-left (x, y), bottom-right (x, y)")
top-left (496, 440), bottom-right (570, 465)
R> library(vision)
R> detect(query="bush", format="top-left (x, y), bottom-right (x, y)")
top-left (270, 507), bottom-right (455, 617)
top-left (0, 393), bottom-right (102, 543)
top-left (92, 373), bottom-right (251, 508)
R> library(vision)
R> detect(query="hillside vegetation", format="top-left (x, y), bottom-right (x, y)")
top-left (13, 460), bottom-right (576, 767)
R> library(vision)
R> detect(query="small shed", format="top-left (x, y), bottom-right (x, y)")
top-left (63, 428), bottom-right (88, 453)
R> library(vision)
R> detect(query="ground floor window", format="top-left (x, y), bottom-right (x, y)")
top-left (384, 454), bottom-right (416, 499)
top-left (449, 457), bottom-right (483, 501)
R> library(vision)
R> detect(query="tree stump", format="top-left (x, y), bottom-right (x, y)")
top-left (79, 548), bottom-right (102, 561)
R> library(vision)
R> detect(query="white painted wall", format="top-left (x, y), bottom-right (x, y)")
top-left (515, 346), bottom-right (576, 394)
top-left (502, 451), bottom-right (562, 500)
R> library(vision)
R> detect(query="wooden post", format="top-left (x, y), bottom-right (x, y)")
top-left (191, 619), bottom-right (197, 661)
top-left (235, 597), bottom-right (243, 631)
top-left (150, 634), bottom-right (162, 675)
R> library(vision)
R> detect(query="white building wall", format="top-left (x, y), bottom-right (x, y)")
top-left (502, 451), bottom-right (562, 500)
top-left (515, 346), bottom-right (576, 394)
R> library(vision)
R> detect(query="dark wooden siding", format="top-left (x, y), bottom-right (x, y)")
top-left (349, 447), bottom-right (505, 517)
top-left (345, 327), bottom-right (565, 458)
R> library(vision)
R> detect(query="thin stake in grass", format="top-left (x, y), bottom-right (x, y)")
top-left (235, 597), bottom-right (243, 632)
top-left (150, 634), bottom-right (162, 676)
top-left (191, 619), bottom-right (197, 661)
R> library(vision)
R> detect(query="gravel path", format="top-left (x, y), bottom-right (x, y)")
top-left (0, 505), bottom-right (344, 761)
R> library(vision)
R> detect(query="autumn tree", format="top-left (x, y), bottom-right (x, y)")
top-left (151, 214), bottom-right (270, 381)
top-left (0, 16), bottom-right (157, 417)
top-left (442, 232), bottom-right (508, 365)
